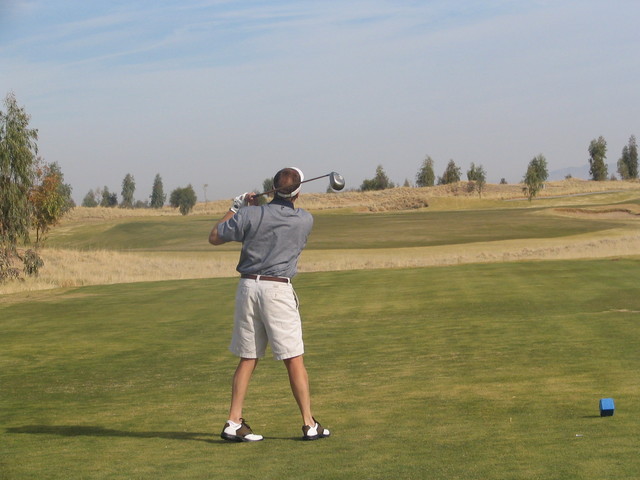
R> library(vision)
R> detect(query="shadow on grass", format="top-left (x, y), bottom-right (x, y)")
top-left (6, 425), bottom-right (302, 443)
top-left (6, 425), bottom-right (228, 444)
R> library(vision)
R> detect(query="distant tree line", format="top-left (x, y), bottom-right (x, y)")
top-left (81, 173), bottom-right (197, 215)
top-left (78, 133), bottom-right (639, 212)
top-left (357, 134), bottom-right (638, 201)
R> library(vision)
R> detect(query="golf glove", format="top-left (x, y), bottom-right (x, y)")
top-left (230, 193), bottom-right (249, 213)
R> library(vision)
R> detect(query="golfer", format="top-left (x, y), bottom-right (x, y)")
top-left (209, 167), bottom-right (330, 442)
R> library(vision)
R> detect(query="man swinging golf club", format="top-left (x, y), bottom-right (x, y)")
top-left (209, 167), bottom-right (331, 442)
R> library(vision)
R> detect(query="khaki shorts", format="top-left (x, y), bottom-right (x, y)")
top-left (230, 278), bottom-right (304, 360)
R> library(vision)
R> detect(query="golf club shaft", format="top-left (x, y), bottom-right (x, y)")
top-left (255, 173), bottom-right (330, 197)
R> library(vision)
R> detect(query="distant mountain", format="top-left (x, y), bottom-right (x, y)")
top-left (549, 163), bottom-right (617, 181)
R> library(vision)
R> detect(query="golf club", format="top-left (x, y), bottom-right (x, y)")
top-left (255, 171), bottom-right (345, 197)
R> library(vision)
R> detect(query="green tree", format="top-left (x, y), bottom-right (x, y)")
top-left (628, 135), bottom-right (639, 179)
top-left (618, 147), bottom-right (630, 180)
top-left (360, 165), bottom-right (394, 191)
top-left (438, 159), bottom-right (461, 185)
top-left (617, 135), bottom-right (638, 180)
top-left (121, 173), bottom-right (135, 208)
top-left (0, 92), bottom-right (38, 252)
top-left (262, 177), bottom-right (275, 195)
top-left (99, 187), bottom-right (109, 207)
top-left (588, 136), bottom-right (608, 181)
top-left (0, 93), bottom-right (39, 280)
top-left (522, 154), bottom-right (549, 201)
top-left (50, 162), bottom-right (73, 209)
top-left (82, 189), bottom-right (98, 207)
top-left (100, 187), bottom-right (117, 207)
top-left (150, 174), bottom-right (166, 209)
top-left (30, 162), bottom-right (72, 243)
top-left (415, 156), bottom-right (435, 187)
top-left (466, 162), bottom-right (487, 198)
top-left (169, 184), bottom-right (197, 215)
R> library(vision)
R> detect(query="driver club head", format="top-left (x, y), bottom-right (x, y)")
top-left (329, 171), bottom-right (345, 191)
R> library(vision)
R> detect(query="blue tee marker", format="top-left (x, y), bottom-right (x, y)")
top-left (599, 398), bottom-right (615, 417)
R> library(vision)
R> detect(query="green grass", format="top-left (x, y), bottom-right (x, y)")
top-left (46, 207), bottom-right (623, 252)
top-left (310, 209), bottom-right (619, 249)
top-left (2, 259), bottom-right (639, 479)
top-left (46, 216), bottom-right (217, 252)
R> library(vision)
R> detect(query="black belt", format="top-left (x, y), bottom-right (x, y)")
top-left (241, 274), bottom-right (290, 283)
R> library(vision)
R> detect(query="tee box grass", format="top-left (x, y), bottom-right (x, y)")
top-left (2, 258), bottom-right (639, 479)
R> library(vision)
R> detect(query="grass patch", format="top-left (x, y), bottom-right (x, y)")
top-left (3, 190), bottom-right (638, 294)
top-left (310, 208), bottom-right (621, 249)
top-left (45, 207), bottom-right (623, 252)
top-left (2, 259), bottom-right (639, 479)
top-left (46, 216), bottom-right (218, 252)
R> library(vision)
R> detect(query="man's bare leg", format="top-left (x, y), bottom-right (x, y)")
top-left (228, 357), bottom-right (258, 423)
top-left (284, 355), bottom-right (314, 426)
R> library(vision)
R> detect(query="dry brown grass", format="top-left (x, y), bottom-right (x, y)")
top-left (552, 204), bottom-right (640, 219)
top-left (62, 201), bottom-right (231, 222)
top-left (63, 179), bottom-right (640, 219)
top-left (0, 249), bottom-right (240, 295)
top-left (299, 228), bottom-right (640, 272)
top-left (2, 179), bottom-right (639, 295)
top-left (298, 178), bottom-right (640, 211)
top-left (4, 225), bottom-right (639, 296)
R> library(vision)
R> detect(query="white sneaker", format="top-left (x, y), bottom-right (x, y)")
top-left (221, 418), bottom-right (263, 442)
top-left (302, 418), bottom-right (330, 441)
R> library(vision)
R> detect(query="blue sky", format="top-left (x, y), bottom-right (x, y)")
top-left (1, 0), bottom-right (638, 203)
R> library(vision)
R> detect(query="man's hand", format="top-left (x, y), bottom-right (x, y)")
top-left (230, 193), bottom-right (249, 213)
top-left (245, 193), bottom-right (258, 206)
top-left (230, 192), bottom-right (258, 212)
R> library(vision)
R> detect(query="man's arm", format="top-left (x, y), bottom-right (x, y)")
top-left (209, 192), bottom-right (258, 246)
top-left (209, 210), bottom-right (235, 245)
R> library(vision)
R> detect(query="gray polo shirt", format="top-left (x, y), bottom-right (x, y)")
top-left (217, 198), bottom-right (313, 278)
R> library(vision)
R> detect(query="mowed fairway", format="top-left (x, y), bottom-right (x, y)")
top-left (45, 206), bottom-right (625, 252)
top-left (2, 259), bottom-right (639, 479)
